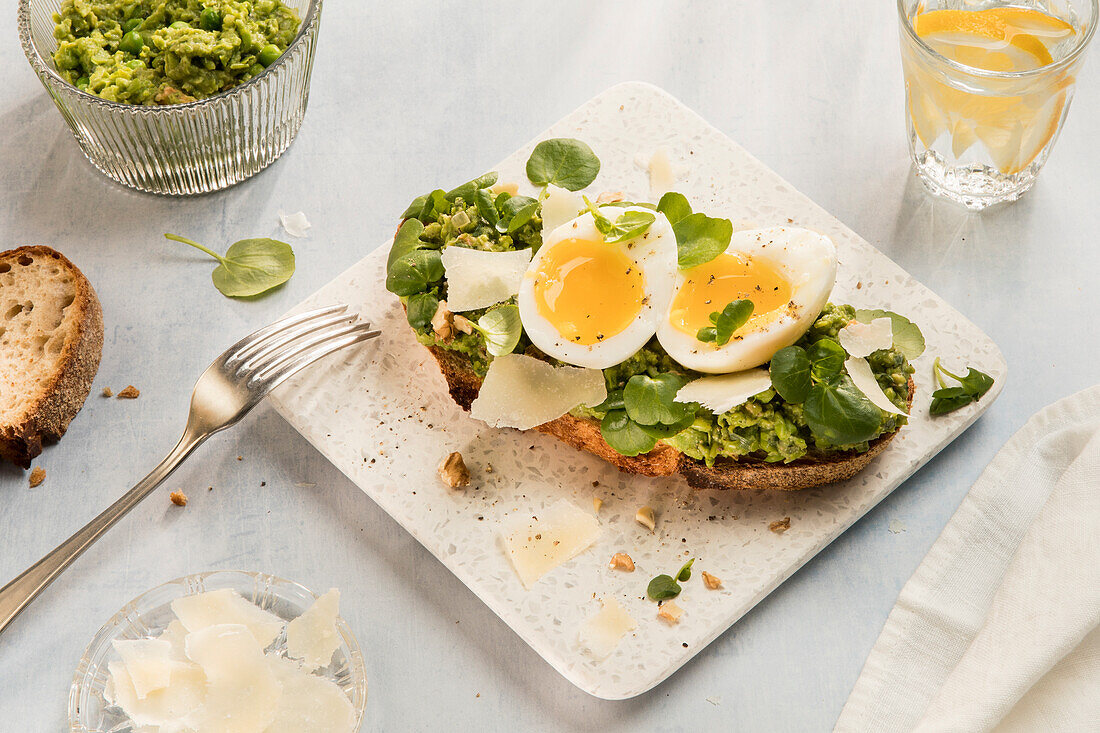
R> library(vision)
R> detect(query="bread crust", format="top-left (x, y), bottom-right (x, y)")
top-left (0, 246), bottom-right (104, 468)
top-left (424, 343), bottom-right (913, 491)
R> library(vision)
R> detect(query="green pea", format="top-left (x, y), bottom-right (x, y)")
top-left (257, 43), bottom-right (281, 67)
top-left (199, 7), bottom-right (222, 31)
top-left (127, 59), bottom-right (144, 69)
top-left (122, 17), bottom-right (143, 33)
top-left (170, 20), bottom-right (190, 29)
top-left (238, 27), bottom-right (253, 52)
top-left (248, 63), bottom-right (265, 77)
top-left (75, 76), bottom-right (89, 88)
top-left (118, 30), bottom-right (144, 55)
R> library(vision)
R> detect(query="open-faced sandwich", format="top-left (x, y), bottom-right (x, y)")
top-left (386, 139), bottom-right (924, 490)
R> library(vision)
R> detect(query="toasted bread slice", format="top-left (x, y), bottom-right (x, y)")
top-left (0, 246), bottom-right (103, 468)
top-left (426, 343), bottom-right (913, 491)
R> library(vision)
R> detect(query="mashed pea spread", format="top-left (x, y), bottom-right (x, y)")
top-left (52, 0), bottom-right (301, 105)
top-left (399, 187), bottom-right (914, 465)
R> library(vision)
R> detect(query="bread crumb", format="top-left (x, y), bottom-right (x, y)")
top-left (485, 463), bottom-right (494, 474)
top-left (170, 490), bottom-right (188, 507)
top-left (438, 451), bottom-right (471, 488)
top-left (28, 466), bottom-right (45, 488)
top-left (702, 571), bottom-right (722, 589)
top-left (608, 553), bottom-right (635, 571)
top-left (635, 506), bottom-right (656, 532)
top-left (769, 517), bottom-right (791, 534)
top-left (101, 387), bottom-right (114, 397)
top-left (117, 385), bottom-right (140, 399)
top-left (657, 600), bottom-right (683, 624)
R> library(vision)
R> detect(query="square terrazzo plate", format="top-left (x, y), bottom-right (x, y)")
top-left (268, 82), bottom-right (1006, 699)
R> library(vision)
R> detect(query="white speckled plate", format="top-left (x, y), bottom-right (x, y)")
top-left (268, 82), bottom-right (1005, 699)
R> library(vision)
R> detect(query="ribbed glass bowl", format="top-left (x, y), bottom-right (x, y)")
top-left (69, 570), bottom-right (367, 732)
top-left (18, 0), bottom-right (321, 195)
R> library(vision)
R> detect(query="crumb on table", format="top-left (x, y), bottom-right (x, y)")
top-left (117, 385), bottom-right (140, 399)
top-left (769, 517), bottom-right (791, 534)
top-left (170, 490), bottom-right (188, 507)
top-left (28, 466), bottom-right (45, 488)
top-left (101, 387), bottom-right (114, 397)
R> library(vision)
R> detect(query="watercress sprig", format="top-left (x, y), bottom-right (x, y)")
top-left (582, 196), bottom-right (655, 243)
top-left (599, 372), bottom-right (697, 456)
top-left (470, 305), bottom-right (522, 357)
top-left (656, 191), bottom-right (733, 269)
top-left (165, 233), bottom-right (295, 298)
top-left (385, 219), bottom-right (444, 297)
top-left (697, 299), bottom-right (754, 345)
top-left (647, 559), bottom-right (695, 601)
top-left (929, 357), bottom-right (994, 415)
top-left (525, 138), bottom-right (601, 191)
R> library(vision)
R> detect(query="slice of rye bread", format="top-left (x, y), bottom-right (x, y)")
top-left (425, 343), bottom-right (914, 491)
top-left (0, 246), bottom-right (103, 468)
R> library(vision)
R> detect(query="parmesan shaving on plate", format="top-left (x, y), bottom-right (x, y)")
top-left (674, 368), bottom-right (773, 414)
top-left (635, 146), bottom-right (687, 198)
top-left (578, 597), bottom-right (637, 660)
top-left (265, 656), bottom-right (357, 733)
top-left (839, 317), bottom-right (893, 357)
top-left (112, 639), bottom-right (174, 699)
top-left (185, 624), bottom-right (281, 732)
top-left (170, 588), bottom-right (284, 649)
top-left (845, 357), bottom-right (907, 416)
top-left (469, 354), bottom-right (606, 430)
top-left (540, 184), bottom-right (586, 234)
top-left (286, 589), bottom-right (341, 671)
top-left (502, 499), bottom-right (600, 588)
top-left (439, 246), bottom-right (533, 312)
top-left (278, 210), bottom-right (311, 238)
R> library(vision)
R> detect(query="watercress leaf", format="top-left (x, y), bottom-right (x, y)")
top-left (676, 558), bottom-right (695, 582)
top-left (855, 309), bottom-right (926, 359)
top-left (582, 195), bottom-right (614, 235)
top-left (595, 389), bottom-right (625, 412)
top-left (401, 194), bottom-right (428, 220)
top-left (444, 171), bottom-right (498, 202)
top-left (418, 189), bottom-right (449, 222)
top-left (804, 375), bottom-right (883, 446)
top-left (769, 346), bottom-right (812, 403)
top-left (807, 339), bottom-right (846, 380)
top-left (600, 410), bottom-right (659, 457)
top-left (474, 188), bottom-right (499, 228)
top-left (674, 213), bottom-right (733, 269)
top-left (211, 238), bottom-right (295, 297)
top-left (714, 299), bottom-right (754, 345)
top-left (387, 218), bottom-right (425, 268)
top-left (929, 386), bottom-right (975, 415)
top-left (506, 201), bottom-right (539, 233)
top-left (638, 412), bottom-right (695, 439)
top-left (406, 292), bottom-right (439, 331)
top-left (624, 373), bottom-right (692, 426)
top-left (600, 201), bottom-right (657, 210)
top-left (386, 249), bottom-right (444, 297)
top-left (647, 574), bottom-right (681, 601)
top-left (476, 304), bottom-right (521, 357)
top-left (497, 195), bottom-right (539, 233)
top-left (525, 138), bottom-right (601, 191)
top-left (697, 326), bottom-right (718, 343)
top-left (494, 191), bottom-right (512, 207)
top-left (605, 210), bottom-right (655, 244)
top-left (656, 191), bottom-right (692, 225)
top-left (957, 368), bottom-right (995, 399)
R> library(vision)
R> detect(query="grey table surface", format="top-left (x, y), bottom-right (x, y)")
top-left (1, 1), bottom-right (1097, 731)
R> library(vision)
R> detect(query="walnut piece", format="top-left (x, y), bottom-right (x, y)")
top-left (431, 301), bottom-right (456, 342)
top-left (608, 553), bottom-right (635, 572)
top-left (769, 517), bottom-right (791, 534)
top-left (452, 314), bottom-right (475, 335)
top-left (28, 466), bottom-right (45, 488)
top-left (657, 600), bottom-right (683, 624)
top-left (592, 497), bottom-right (603, 514)
top-left (169, 490), bottom-right (188, 507)
top-left (117, 385), bottom-right (140, 399)
top-left (634, 506), bottom-right (656, 532)
top-left (438, 451), bottom-right (471, 489)
top-left (596, 191), bottom-right (625, 204)
top-left (701, 571), bottom-right (722, 590)
top-left (101, 387), bottom-right (114, 397)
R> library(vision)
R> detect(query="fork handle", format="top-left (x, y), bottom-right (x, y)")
top-left (0, 430), bottom-right (206, 635)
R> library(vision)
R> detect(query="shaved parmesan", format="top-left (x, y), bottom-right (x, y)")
top-left (278, 210), bottom-right (311, 238)
top-left (265, 657), bottom-right (357, 733)
top-left (106, 658), bottom-right (206, 733)
top-left (185, 624), bottom-right (280, 733)
top-left (839, 317), bottom-right (893, 358)
top-left (439, 247), bottom-right (532, 312)
top-left (170, 589), bottom-right (285, 649)
top-left (156, 620), bottom-right (190, 662)
top-left (845, 357), bottom-right (907, 416)
top-left (636, 146), bottom-right (687, 198)
top-left (470, 354), bottom-right (606, 430)
top-left (675, 368), bottom-right (773, 414)
top-left (112, 639), bottom-right (173, 699)
top-left (502, 499), bottom-right (600, 588)
top-left (286, 589), bottom-right (341, 671)
top-left (540, 184), bottom-right (586, 235)
top-left (578, 597), bottom-right (637, 660)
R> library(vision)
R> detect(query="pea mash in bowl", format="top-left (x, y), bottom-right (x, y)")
top-left (52, 0), bottom-right (301, 105)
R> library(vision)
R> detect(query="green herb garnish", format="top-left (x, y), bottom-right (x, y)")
top-left (930, 358), bottom-right (994, 415)
top-left (696, 299), bottom-right (754, 346)
top-left (526, 138), bottom-right (601, 191)
top-left (600, 410), bottom-right (660, 457)
top-left (647, 558), bottom-right (695, 600)
top-left (655, 191), bottom-right (734, 269)
top-left (600, 373), bottom-right (697, 456)
top-left (676, 558), bottom-right (695, 582)
top-left (472, 305), bottom-right (522, 357)
top-left (855, 309), bottom-right (926, 359)
top-left (384, 219), bottom-right (444, 297)
top-left (582, 197), bottom-right (655, 243)
top-left (497, 195), bottom-right (540, 234)
top-left (656, 191), bottom-right (692, 225)
top-left (405, 292), bottom-right (439, 330)
top-left (165, 233), bottom-right (294, 298)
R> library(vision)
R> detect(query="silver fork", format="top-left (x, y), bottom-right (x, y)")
top-left (0, 304), bottom-right (380, 635)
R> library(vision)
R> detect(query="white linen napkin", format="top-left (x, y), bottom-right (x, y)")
top-left (835, 385), bottom-right (1100, 733)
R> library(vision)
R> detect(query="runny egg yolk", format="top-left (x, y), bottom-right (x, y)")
top-left (532, 237), bottom-right (645, 345)
top-left (669, 252), bottom-right (792, 337)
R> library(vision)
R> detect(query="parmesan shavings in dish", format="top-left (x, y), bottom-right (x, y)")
top-left (578, 597), bottom-right (637, 660)
top-left (469, 354), bottom-right (606, 430)
top-left (105, 589), bottom-right (356, 733)
top-left (674, 368), bottom-right (773, 414)
top-left (439, 247), bottom-right (532, 312)
top-left (846, 357), bottom-right (907, 416)
top-left (540, 184), bottom-right (586, 235)
top-left (502, 499), bottom-right (600, 588)
top-left (278, 210), bottom-right (311, 238)
top-left (838, 317), bottom-right (893, 357)
top-left (635, 146), bottom-right (688, 198)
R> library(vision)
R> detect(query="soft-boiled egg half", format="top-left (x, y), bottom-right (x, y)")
top-left (656, 227), bottom-right (837, 373)
top-left (518, 207), bottom-right (677, 369)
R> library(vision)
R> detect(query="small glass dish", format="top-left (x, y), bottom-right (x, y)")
top-left (68, 569), bottom-right (367, 733)
top-left (18, 0), bottom-right (322, 196)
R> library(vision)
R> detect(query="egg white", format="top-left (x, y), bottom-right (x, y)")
top-left (657, 227), bottom-right (837, 373)
top-left (518, 207), bottom-right (677, 369)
